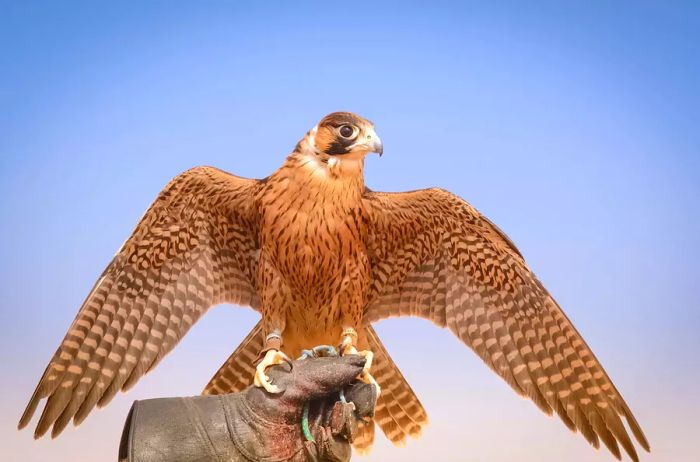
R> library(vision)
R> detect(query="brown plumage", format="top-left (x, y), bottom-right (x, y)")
top-left (20, 112), bottom-right (649, 461)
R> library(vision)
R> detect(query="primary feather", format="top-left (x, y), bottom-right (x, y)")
top-left (19, 167), bottom-right (261, 438)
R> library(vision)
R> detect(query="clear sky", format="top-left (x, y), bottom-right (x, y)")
top-left (1, 1), bottom-right (698, 461)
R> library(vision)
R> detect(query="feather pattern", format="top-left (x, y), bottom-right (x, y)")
top-left (358, 326), bottom-right (428, 447)
top-left (19, 166), bottom-right (262, 438)
top-left (363, 187), bottom-right (650, 461)
top-left (202, 321), bottom-right (264, 395)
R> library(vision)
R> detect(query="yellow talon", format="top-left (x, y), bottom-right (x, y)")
top-left (339, 329), bottom-right (381, 397)
top-left (254, 349), bottom-right (290, 394)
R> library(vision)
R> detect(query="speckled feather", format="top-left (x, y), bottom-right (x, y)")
top-left (19, 166), bottom-right (262, 438)
top-left (363, 188), bottom-right (650, 461)
top-left (202, 321), bottom-right (264, 396)
top-left (20, 112), bottom-right (648, 462)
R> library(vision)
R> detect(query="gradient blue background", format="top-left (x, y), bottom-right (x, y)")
top-left (1, 1), bottom-right (698, 461)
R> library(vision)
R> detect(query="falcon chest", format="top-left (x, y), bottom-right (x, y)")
top-left (258, 157), bottom-right (370, 324)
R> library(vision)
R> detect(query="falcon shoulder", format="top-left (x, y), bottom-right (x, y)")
top-left (19, 166), bottom-right (262, 438)
top-left (362, 187), bottom-right (650, 462)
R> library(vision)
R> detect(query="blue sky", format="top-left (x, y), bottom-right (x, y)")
top-left (1, 2), bottom-right (698, 461)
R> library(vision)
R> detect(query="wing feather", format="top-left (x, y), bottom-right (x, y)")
top-left (19, 166), bottom-right (262, 438)
top-left (363, 188), bottom-right (649, 461)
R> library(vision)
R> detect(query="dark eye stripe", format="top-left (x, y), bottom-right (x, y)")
top-left (326, 139), bottom-right (351, 155)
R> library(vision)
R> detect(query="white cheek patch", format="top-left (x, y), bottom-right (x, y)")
top-left (328, 157), bottom-right (338, 167)
top-left (299, 152), bottom-right (329, 179)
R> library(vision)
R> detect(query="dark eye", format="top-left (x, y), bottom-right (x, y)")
top-left (339, 125), bottom-right (355, 139)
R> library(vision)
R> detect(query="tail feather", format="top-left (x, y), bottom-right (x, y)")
top-left (354, 325), bottom-right (428, 451)
top-left (353, 420), bottom-right (376, 455)
top-left (203, 322), bottom-right (429, 454)
top-left (202, 321), bottom-right (263, 395)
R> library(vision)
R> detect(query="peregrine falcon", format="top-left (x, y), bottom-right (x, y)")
top-left (19, 112), bottom-right (649, 461)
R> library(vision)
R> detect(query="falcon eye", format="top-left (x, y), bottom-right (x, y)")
top-left (338, 125), bottom-right (356, 139)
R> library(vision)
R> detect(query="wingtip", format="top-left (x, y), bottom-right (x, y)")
top-left (18, 393), bottom-right (42, 431)
top-left (73, 408), bottom-right (89, 426)
top-left (17, 415), bottom-right (29, 431)
top-left (33, 398), bottom-right (65, 441)
top-left (50, 414), bottom-right (72, 439)
top-left (634, 425), bottom-right (651, 453)
top-left (33, 425), bottom-right (49, 440)
top-left (623, 407), bottom-right (651, 453)
top-left (624, 446), bottom-right (639, 462)
top-left (19, 396), bottom-right (46, 434)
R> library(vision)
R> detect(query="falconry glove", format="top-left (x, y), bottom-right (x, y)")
top-left (119, 355), bottom-right (377, 462)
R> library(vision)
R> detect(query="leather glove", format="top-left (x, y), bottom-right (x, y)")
top-left (119, 355), bottom-right (377, 462)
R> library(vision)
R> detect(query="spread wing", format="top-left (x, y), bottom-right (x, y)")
top-left (19, 166), bottom-right (262, 438)
top-left (363, 188), bottom-right (650, 462)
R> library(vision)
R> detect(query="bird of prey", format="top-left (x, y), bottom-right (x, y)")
top-left (19, 112), bottom-right (649, 461)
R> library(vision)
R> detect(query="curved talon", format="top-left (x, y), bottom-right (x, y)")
top-left (339, 343), bottom-right (381, 397)
top-left (254, 349), bottom-right (291, 394)
top-left (280, 351), bottom-right (293, 370)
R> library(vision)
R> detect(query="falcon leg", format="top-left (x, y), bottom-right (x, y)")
top-left (254, 332), bottom-right (291, 394)
top-left (339, 328), bottom-right (381, 396)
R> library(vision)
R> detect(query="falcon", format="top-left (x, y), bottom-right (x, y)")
top-left (19, 112), bottom-right (649, 461)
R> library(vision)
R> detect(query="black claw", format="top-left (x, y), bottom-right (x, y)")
top-left (282, 354), bottom-right (294, 370)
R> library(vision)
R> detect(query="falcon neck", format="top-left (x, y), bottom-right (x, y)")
top-left (272, 151), bottom-right (366, 204)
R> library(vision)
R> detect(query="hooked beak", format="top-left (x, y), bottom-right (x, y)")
top-left (363, 127), bottom-right (383, 156)
top-left (372, 137), bottom-right (383, 156)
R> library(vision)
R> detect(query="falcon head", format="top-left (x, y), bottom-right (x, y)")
top-left (302, 112), bottom-right (383, 159)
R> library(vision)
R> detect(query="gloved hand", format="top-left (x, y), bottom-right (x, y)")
top-left (119, 355), bottom-right (377, 462)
